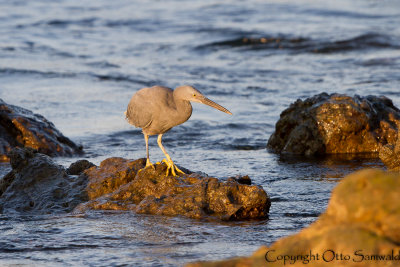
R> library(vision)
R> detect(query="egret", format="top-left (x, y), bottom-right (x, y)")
top-left (125, 85), bottom-right (232, 176)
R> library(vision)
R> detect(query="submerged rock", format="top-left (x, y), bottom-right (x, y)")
top-left (0, 99), bottom-right (83, 161)
top-left (188, 169), bottom-right (400, 267)
top-left (0, 148), bottom-right (270, 221)
top-left (267, 93), bottom-right (400, 156)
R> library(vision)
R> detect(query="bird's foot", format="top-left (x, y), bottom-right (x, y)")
top-left (145, 159), bottom-right (155, 170)
top-left (162, 158), bottom-right (185, 177)
top-left (137, 159), bottom-right (155, 175)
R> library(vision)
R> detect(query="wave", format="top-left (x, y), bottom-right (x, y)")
top-left (303, 8), bottom-right (390, 20)
top-left (24, 18), bottom-right (97, 28)
top-left (85, 61), bottom-right (120, 69)
top-left (312, 33), bottom-right (399, 53)
top-left (0, 68), bottom-right (77, 78)
top-left (92, 73), bottom-right (155, 86)
top-left (0, 68), bottom-right (154, 86)
top-left (1, 42), bottom-right (83, 58)
top-left (196, 33), bottom-right (400, 54)
top-left (0, 243), bottom-right (99, 253)
top-left (18, 18), bottom-right (162, 32)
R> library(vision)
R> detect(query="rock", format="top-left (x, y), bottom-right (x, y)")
top-left (267, 93), bottom-right (400, 156)
top-left (379, 134), bottom-right (400, 171)
top-left (83, 157), bottom-right (144, 200)
top-left (188, 169), bottom-right (400, 267)
top-left (0, 171), bottom-right (14, 197)
top-left (66, 159), bottom-right (95, 175)
top-left (0, 148), bottom-right (270, 221)
top-left (77, 159), bottom-right (270, 220)
top-left (0, 148), bottom-right (88, 213)
top-left (0, 99), bottom-right (83, 161)
top-left (237, 175), bottom-right (252, 185)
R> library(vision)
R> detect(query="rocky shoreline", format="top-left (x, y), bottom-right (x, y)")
top-left (1, 94), bottom-right (400, 266)
top-left (0, 147), bottom-right (270, 221)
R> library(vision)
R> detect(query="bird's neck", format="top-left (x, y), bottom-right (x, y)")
top-left (173, 98), bottom-right (193, 123)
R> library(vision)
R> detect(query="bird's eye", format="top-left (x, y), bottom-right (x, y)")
top-left (193, 94), bottom-right (196, 97)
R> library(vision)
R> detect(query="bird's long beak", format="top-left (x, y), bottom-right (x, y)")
top-left (198, 96), bottom-right (232, 115)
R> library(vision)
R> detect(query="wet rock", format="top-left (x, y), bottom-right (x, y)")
top-left (267, 93), bottom-right (400, 156)
top-left (379, 134), bottom-right (400, 171)
top-left (229, 175), bottom-right (252, 185)
top-left (66, 159), bottom-right (95, 175)
top-left (0, 99), bottom-right (83, 161)
top-left (0, 148), bottom-right (270, 221)
top-left (188, 169), bottom-right (400, 266)
top-left (0, 148), bottom-right (88, 213)
top-left (0, 171), bottom-right (14, 197)
top-left (83, 157), bottom-right (144, 200)
top-left (77, 159), bottom-right (270, 220)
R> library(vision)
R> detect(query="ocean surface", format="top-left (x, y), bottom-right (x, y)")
top-left (0, 0), bottom-right (399, 266)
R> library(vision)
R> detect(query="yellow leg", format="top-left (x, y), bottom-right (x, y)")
top-left (157, 134), bottom-right (184, 176)
top-left (144, 134), bottom-right (154, 170)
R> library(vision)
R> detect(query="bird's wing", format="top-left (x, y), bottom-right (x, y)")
top-left (125, 89), bottom-right (153, 128)
top-left (125, 86), bottom-right (173, 129)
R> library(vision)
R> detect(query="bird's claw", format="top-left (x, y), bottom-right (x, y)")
top-left (162, 158), bottom-right (184, 177)
top-left (145, 159), bottom-right (155, 170)
top-left (138, 160), bottom-right (155, 175)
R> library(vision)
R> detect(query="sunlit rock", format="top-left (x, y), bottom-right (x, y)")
top-left (0, 148), bottom-right (270, 221)
top-left (77, 157), bottom-right (270, 221)
top-left (0, 99), bottom-right (83, 161)
top-left (188, 169), bottom-right (400, 267)
top-left (379, 136), bottom-right (400, 171)
top-left (267, 93), bottom-right (400, 156)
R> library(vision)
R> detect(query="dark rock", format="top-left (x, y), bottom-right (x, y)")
top-left (236, 175), bottom-right (252, 185)
top-left (8, 146), bottom-right (37, 170)
top-left (227, 175), bottom-right (252, 185)
top-left (66, 159), bottom-right (95, 175)
top-left (267, 93), bottom-right (400, 156)
top-left (0, 148), bottom-right (270, 221)
top-left (0, 99), bottom-right (83, 161)
top-left (188, 169), bottom-right (400, 267)
top-left (0, 148), bottom-right (88, 213)
top-left (0, 171), bottom-right (14, 197)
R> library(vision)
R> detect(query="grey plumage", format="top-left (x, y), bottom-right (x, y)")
top-left (126, 86), bottom-right (193, 135)
top-left (125, 85), bottom-right (232, 176)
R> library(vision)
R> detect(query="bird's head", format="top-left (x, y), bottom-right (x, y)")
top-left (175, 85), bottom-right (232, 115)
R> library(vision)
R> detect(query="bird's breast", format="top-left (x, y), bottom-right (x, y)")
top-left (143, 100), bottom-right (192, 135)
